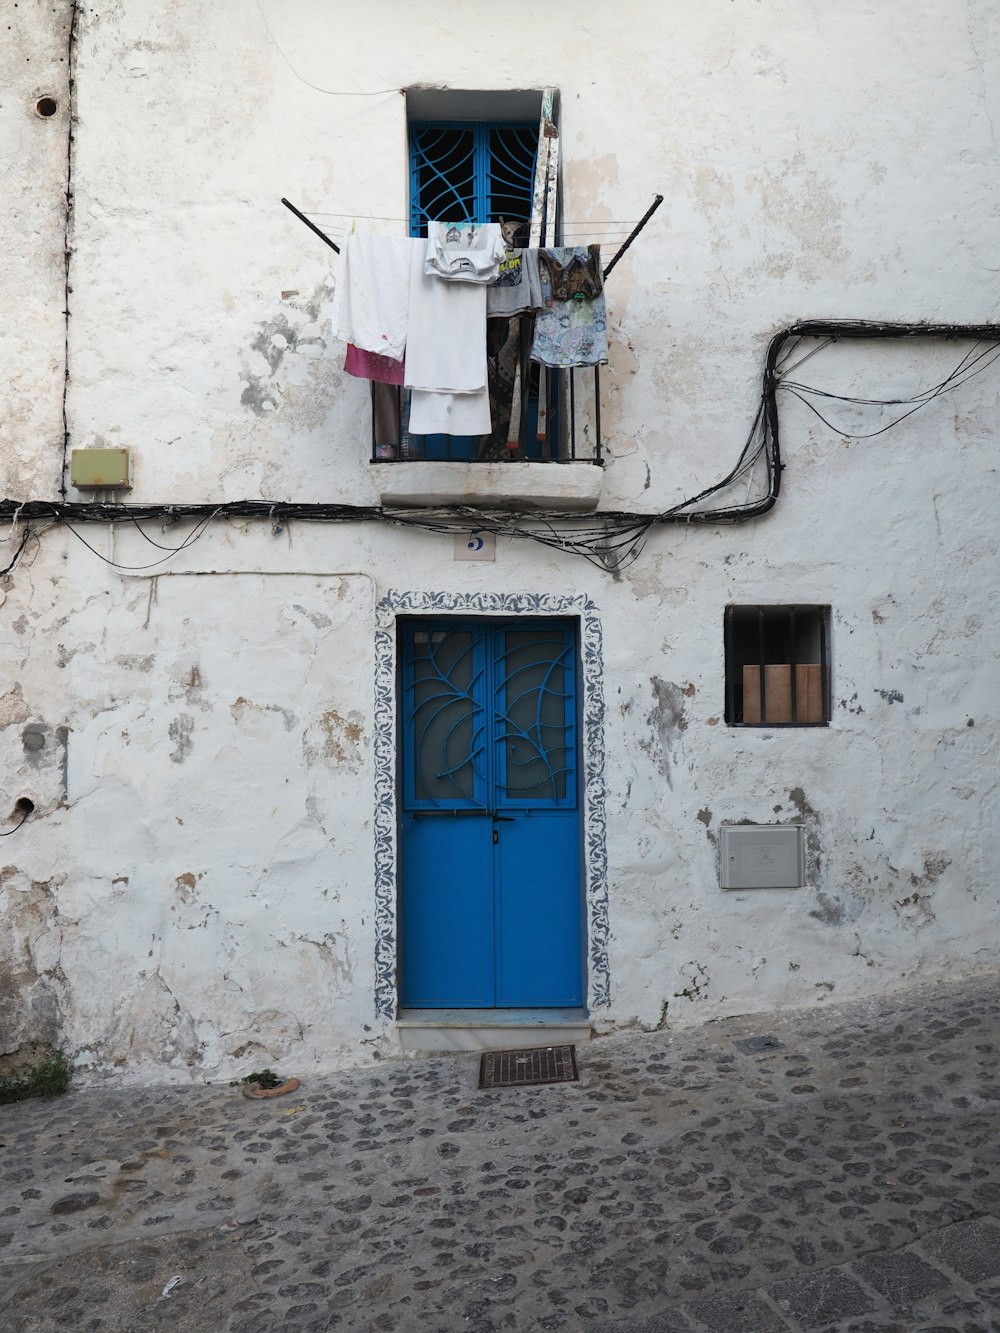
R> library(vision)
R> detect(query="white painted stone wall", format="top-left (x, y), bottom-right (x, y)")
top-left (2, 0), bottom-right (999, 1081)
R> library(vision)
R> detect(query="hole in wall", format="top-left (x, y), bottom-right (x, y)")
top-left (35, 96), bottom-right (58, 118)
top-left (15, 797), bottom-right (35, 815)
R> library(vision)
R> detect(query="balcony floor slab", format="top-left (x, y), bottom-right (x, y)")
top-left (371, 460), bottom-right (603, 511)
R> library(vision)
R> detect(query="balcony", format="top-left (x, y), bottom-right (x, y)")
top-left (369, 364), bottom-right (605, 512)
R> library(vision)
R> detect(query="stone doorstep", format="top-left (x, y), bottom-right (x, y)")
top-left (396, 1008), bottom-right (593, 1052)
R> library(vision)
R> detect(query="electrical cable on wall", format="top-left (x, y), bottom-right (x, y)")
top-left (0, 527), bottom-right (32, 578)
top-left (0, 802), bottom-right (32, 837)
top-left (254, 0), bottom-right (401, 99)
top-left (3, 320), bottom-right (999, 573)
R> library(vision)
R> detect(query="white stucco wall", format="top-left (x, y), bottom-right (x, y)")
top-left (2, 0), bottom-right (999, 1081)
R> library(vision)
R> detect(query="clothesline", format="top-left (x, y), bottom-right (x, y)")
top-left (315, 226), bottom-right (641, 239)
top-left (280, 193), bottom-right (664, 278)
top-left (311, 225), bottom-right (643, 251)
top-left (317, 229), bottom-right (641, 248)
top-left (301, 209), bottom-right (650, 229)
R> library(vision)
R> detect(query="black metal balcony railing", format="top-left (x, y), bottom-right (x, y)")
top-left (369, 363), bottom-right (603, 465)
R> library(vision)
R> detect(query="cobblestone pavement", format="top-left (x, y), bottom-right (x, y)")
top-left (2, 975), bottom-right (1000, 1332)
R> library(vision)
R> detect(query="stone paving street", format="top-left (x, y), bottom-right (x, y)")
top-left (2, 975), bottom-right (1000, 1332)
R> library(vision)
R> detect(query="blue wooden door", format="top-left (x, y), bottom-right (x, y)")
top-left (399, 619), bottom-right (583, 1008)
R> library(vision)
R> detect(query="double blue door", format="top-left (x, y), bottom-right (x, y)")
top-left (399, 619), bottom-right (583, 1008)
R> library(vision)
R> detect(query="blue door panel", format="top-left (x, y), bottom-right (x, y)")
top-left (400, 814), bottom-right (493, 1006)
top-left (399, 619), bottom-right (583, 1009)
top-left (495, 812), bottom-right (583, 1006)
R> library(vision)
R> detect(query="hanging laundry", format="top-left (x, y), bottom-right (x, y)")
top-left (541, 244), bottom-right (604, 300)
top-left (531, 245), bottom-right (608, 369)
top-left (424, 221), bottom-right (507, 283)
top-left (407, 387), bottom-right (492, 437)
top-left (486, 248), bottom-right (544, 318)
top-left (406, 225), bottom-right (495, 435)
top-left (478, 317), bottom-right (522, 459)
top-left (371, 382), bottom-right (402, 458)
top-left (481, 238), bottom-right (539, 455)
top-left (330, 231), bottom-right (417, 362)
top-left (344, 344), bottom-right (405, 386)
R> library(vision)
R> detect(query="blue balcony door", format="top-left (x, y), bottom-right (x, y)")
top-left (399, 619), bottom-right (583, 1008)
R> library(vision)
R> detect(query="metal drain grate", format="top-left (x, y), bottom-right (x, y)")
top-left (479, 1045), bottom-right (579, 1090)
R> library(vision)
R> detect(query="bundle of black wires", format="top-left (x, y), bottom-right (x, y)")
top-left (2, 320), bottom-right (997, 574)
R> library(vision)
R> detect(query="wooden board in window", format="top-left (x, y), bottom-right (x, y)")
top-left (742, 664), bottom-right (824, 724)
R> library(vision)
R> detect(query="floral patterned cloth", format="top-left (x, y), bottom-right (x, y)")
top-left (530, 246), bottom-right (608, 369)
top-left (541, 244), bottom-right (603, 300)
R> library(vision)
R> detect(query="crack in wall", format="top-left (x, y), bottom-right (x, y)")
top-left (59, 0), bottom-right (80, 498)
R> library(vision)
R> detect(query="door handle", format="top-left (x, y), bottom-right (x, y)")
top-left (490, 812), bottom-right (515, 822)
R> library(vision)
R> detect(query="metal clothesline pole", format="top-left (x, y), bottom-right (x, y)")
top-left (281, 197), bottom-right (341, 254)
top-left (602, 194), bottom-right (664, 278)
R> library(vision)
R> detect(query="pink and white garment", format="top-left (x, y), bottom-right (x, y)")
top-left (332, 224), bottom-right (504, 436)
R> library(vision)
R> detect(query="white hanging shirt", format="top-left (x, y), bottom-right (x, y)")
top-left (330, 231), bottom-right (417, 362)
top-left (406, 231), bottom-right (493, 435)
top-left (407, 387), bottom-right (492, 436)
top-left (424, 222), bottom-right (506, 283)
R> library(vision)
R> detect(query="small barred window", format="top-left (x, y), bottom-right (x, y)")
top-left (725, 605), bottom-right (831, 726)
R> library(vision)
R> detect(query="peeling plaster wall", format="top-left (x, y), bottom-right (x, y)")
top-left (3, 0), bottom-right (1000, 1080)
top-left (3, 550), bottom-right (379, 1076)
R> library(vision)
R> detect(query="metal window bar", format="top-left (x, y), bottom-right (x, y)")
top-left (518, 318), bottom-right (533, 451)
top-left (789, 606), bottom-right (798, 721)
top-left (569, 368), bottom-right (576, 460)
top-left (820, 608), bottom-right (830, 724)
top-left (757, 608), bottom-right (767, 723)
top-left (594, 366), bottom-right (602, 462)
top-left (545, 372), bottom-right (556, 461)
